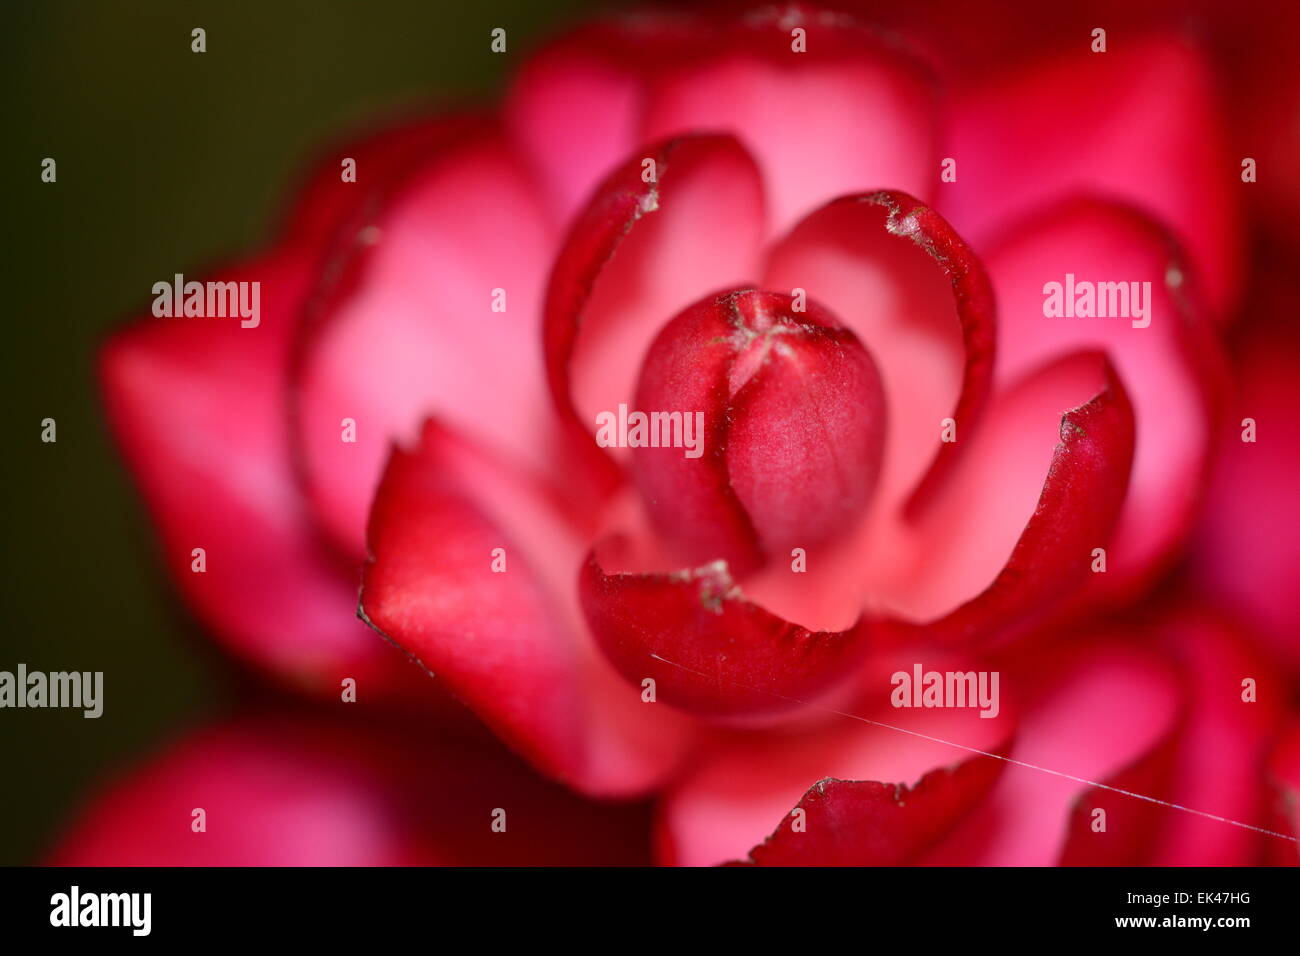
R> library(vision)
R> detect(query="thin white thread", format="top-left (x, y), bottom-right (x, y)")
top-left (649, 652), bottom-right (1298, 844)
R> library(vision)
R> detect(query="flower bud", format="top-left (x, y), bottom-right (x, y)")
top-left (631, 289), bottom-right (886, 573)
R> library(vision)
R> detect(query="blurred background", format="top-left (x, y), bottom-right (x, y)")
top-left (0, 0), bottom-right (605, 865)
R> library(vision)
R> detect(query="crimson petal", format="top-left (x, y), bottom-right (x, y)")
top-left (292, 124), bottom-right (564, 558)
top-left (734, 756), bottom-right (1003, 867)
top-left (1056, 609), bottom-right (1284, 865)
top-left (280, 113), bottom-right (480, 245)
top-left (922, 643), bottom-right (1180, 865)
top-left (99, 116), bottom-right (473, 697)
top-left (543, 134), bottom-right (767, 493)
top-left (656, 658), bottom-right (1016, 867)
top-left (580, 546), bottom-right (872, 719)
top-left (1141, 606), bottom-right (1282, 865)
top-left (894, 352), bottom-right (1134, 647)
top-left (100, 251), bottom-right (422, 696)
top-left (1056, 727), bottom-right (1179, 866)
top-left (628, 289), bottom-right (886, 574)
top-left (359, 420), bottom-right (696, 796)
top-left (979, 199), bottom-right (1222, 595)
top-left (762, 191), bottom-right (996, 522)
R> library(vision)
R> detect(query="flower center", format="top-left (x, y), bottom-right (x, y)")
top-left (629, 289), bottom-right (887, 574)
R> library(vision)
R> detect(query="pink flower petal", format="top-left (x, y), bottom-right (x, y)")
top-left (543, 134), bottom-right (766, 482)
top-left (745, 349), bottom-right (1133, 641)
top-left (642, 5), bottom-right (937, 237)
top-left (657, 663), bottom-right (1013, 867)
top-left (1145, 605), bottom-right (1285, 866)
top-left (1053, 608), bottom-right (1284, 866)
top-left (761, 192), bottom-right (996, 524)
top-left (922, 643), bottom-right (1180, 865)
top-left (1231, 25), bottom-right (1300, 245)
top-left (504, 15), bottom-right (697, 225)
top-left (359, 420), bottom-right (696, 797)
top-left (1054, 726), bottom-right (1179, 866)
top-left (886, 352), bottom-right (1134, 642)
top-left (280, 113), bottom-right (480, 245)
top-left (100, 117), bottom-right (482, 697)
top-left (735, 758), bottom-right (1003, 866)
top-left (100, 251), bottom-right (418, 695)
top-left (1194, 301), bottom-right (1300, 667)
top-left (979, 200), bottom-right (1221, 595)
top-left (940, 34), bottom-right (1241, 316)
top-left (293, 125), bottom-right (562, 558)
top-left (580, 545), bottom-right (872, 720)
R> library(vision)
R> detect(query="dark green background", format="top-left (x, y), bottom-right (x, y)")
top-left (1, 0), bottom-right (605, 865)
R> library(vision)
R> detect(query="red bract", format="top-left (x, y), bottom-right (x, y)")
top-left (89, 3), bottom-right (1292, 866)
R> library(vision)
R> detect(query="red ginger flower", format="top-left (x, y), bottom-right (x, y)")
top-left (93, 4), bottom-right (1295, 865)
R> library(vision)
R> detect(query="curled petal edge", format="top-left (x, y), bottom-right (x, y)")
top-left (580, 547), bottom-right (873, 719)
top-left (730, 750), bottom-right (1007, 866)
top-left (895, 352), bottom-right (1136, 648)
